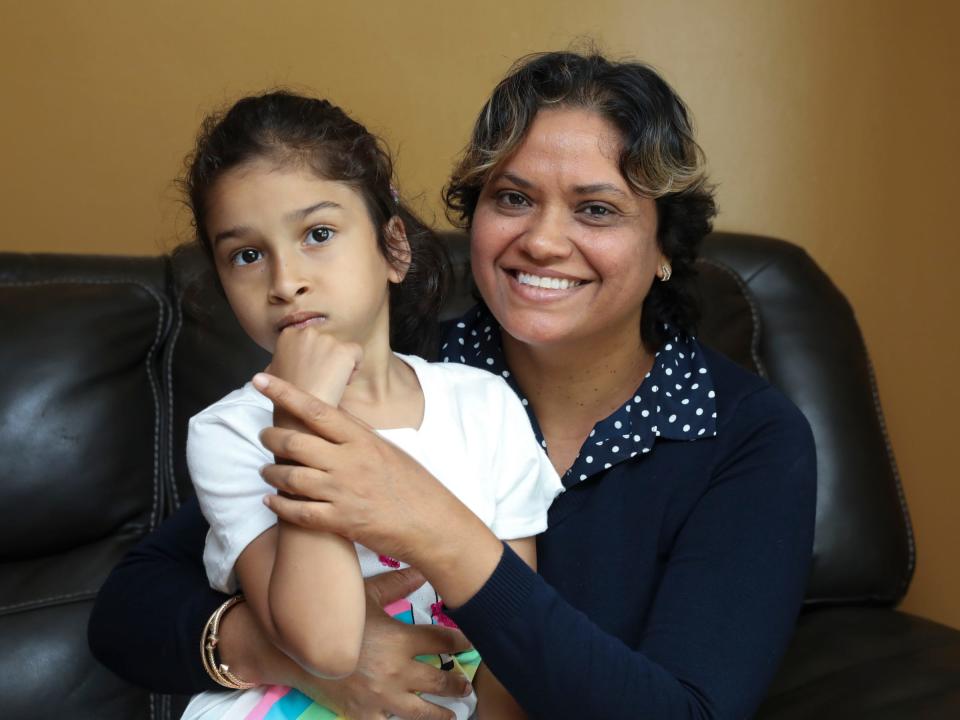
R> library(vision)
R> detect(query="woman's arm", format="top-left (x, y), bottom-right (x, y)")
top-left (473, 538), bottom-right (535, 720)
top-left (255, 374), bottom-right (817, 719)
top-left (87, 497), bottom-right (473, 719)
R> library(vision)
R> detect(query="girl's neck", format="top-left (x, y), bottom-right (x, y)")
top-left (341, 344), bottom-right (424, 431)
top-left (503, 330), bottom-right (653, 473)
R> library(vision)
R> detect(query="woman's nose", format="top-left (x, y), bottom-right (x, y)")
top-left (519, 209), bottom-right (573, 261)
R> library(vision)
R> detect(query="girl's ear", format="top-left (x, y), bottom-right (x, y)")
top-left (385, 216), bottom-right (411, 284)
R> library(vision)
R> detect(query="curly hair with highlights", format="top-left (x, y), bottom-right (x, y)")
top-left (445, 51), bottom-right (717, 352)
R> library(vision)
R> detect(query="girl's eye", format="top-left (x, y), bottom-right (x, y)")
top-left (231, 248), bottom-right (262, 266)
top-left (307, 226), bottom-right (334, 244)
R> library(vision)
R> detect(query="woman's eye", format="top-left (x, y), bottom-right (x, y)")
top-left (498, 191), bottom-right (529, 208)
top-left (307, 226), bottom-right (334, 244)
top-left (231, 248), bottom-right (262, 266)
top-left (583, 204), bottom-right (613, 218)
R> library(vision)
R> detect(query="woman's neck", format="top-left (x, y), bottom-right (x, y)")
top-left (503, 330), bottom-right (654, 474)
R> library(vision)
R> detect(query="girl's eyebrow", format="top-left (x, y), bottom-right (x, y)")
top-left (213, 225), bottom-right (252, 245)
top-left (213, 201), bottom-right (344, 246)
top-left (284, 200), bottom-right (343, 222)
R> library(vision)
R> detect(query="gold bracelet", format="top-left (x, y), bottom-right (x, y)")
top-left (201, 595), bottom-right (256, 690)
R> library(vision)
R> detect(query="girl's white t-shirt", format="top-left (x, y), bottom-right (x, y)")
top-left (188, 353), bottom-right (564, 595)
top-left (184, 354), bottom-right (563, 720)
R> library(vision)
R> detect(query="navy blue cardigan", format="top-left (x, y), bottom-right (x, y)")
top-left (89, 345), bottom-right (815, 718)
top-left (448, 345), bottom-right (816, 718)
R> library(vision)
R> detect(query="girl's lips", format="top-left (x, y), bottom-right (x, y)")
top-left (277, 313), bottom-right (327, 332)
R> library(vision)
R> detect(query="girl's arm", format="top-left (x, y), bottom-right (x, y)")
top-left (88, 500), bottom-right (471, 717)
top-left (256, 331), bottom-right (365, 678)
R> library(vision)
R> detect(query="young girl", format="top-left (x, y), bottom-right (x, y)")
top-left (178, 92), bottom-right (562, 720)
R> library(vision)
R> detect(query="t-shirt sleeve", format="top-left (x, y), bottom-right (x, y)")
top-left (487, 380), bottom-right (564, 540)
top-left (187, 398), bottom-right (277, 593)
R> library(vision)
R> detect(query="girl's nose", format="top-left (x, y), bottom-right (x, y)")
top-left (269, 258), bottom-right (310, 302)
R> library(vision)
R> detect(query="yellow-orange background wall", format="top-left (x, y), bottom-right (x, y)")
top-left (2, 1), bottom-right (957, 629)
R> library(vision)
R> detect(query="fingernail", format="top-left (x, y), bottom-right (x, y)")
top-left (462, 682), bottom-right (473, 696)
top-left (252, 373), bottom-right (270, 389)
top-left (262, 495), bottom-right (272, 508)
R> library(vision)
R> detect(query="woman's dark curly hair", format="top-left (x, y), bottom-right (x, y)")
top-left (183, 91), bottom-right (448, 357)
top-left (444, 51), bottom-right (716, 352)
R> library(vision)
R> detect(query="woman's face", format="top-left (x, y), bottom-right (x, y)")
top-left (470, 107), bottom-right (664, 353)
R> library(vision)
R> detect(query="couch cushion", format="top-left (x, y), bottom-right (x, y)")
top-left (757, 607), bottom-right (960, 719)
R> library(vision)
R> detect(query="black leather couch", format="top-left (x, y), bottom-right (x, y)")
top-left (2, 232), bottom-right (958, 719)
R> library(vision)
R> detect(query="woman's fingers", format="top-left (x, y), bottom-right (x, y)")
top-left (403, 622), bottom-right (472, 657)
top-left (404, 660), bottom-right (473, 700)
top-left (259, 426), bottom-right (337, 469)
top-left (253, 373), bottom-right (359, 443)
top-left (260, 458), bottom-right (333, 498)
top-left (365, 567), bottom-right (427, 608)
top-left (263, 492), bottom-right (339, 533)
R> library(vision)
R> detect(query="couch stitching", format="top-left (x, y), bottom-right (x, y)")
top-left (0, 589), bottom-right (97, 614)
top-left (0, 278), bottom-right (167, 532)
top-left (862, 343), bottom-right (916, 599)
top-left (696, 258), bottom-right (767, 378)
top-left (165, 265), bottom-right (185, 510)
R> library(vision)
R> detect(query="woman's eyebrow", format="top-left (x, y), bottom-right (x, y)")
top-left (284, 200), bottom-right (343, 222)
top-left (493, 171), bottom-right (534, 189)
top-left (573, 182), bottom-right (628, 198)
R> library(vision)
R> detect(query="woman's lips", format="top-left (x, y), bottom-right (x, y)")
top-left (506, 269), bottom-right (588, 298)
top-left (516, 271), bottom-right (584, 290)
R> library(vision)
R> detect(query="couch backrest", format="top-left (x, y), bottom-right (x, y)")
top-left (700, 233), bottom-right (913, 605)
top-left (0, 253), bottom-right (170, 719)
top-left (167, 231), bottom-right (914, 607)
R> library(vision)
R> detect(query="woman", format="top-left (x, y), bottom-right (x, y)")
top-left (89, 51), bottom-right (816, 719)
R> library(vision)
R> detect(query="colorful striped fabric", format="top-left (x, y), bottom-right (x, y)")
top-left (242, 600), bottom-right (480, 720)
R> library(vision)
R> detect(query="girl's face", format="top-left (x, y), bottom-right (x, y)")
top-left (204, 160), bottom-right (404, 354)
top-left (470, 107), bottom-right (664, 353)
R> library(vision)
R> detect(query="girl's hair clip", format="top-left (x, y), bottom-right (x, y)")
top-left (389, 184), bottom-right (400, 205)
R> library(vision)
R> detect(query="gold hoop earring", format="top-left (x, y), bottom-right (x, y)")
top-left (659, 262), bottom-right (672, 282)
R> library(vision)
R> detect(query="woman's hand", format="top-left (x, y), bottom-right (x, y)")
top-left (252, 372), bottom-right (504, 607)
top-left (221, 567), bottom-right (473, 720)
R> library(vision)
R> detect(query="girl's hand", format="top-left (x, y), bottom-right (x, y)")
top-left (270, 327), bottom-right (361, 407)
top-left (221, 568), bottom-right (472, 720)
top-left (252, 372), bottom-right (504, 607)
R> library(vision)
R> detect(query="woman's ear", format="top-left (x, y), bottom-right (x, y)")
top-left (385, 216), bottom-right (411, 284)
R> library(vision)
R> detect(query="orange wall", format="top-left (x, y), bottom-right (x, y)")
top-left (2, 1), bottom-right (957, 628)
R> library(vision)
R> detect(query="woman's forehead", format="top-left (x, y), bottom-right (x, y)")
top-left (494, 108), bottom-right (631, 191)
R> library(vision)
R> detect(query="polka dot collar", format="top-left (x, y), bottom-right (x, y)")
top-left (440, 305), bottom-right (718, 488)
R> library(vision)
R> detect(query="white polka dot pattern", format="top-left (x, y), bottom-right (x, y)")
top-left (441, 306), bottom-right (719, 488)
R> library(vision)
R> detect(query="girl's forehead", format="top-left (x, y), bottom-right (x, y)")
top-left (205, 163), bottom-right (367, 230)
